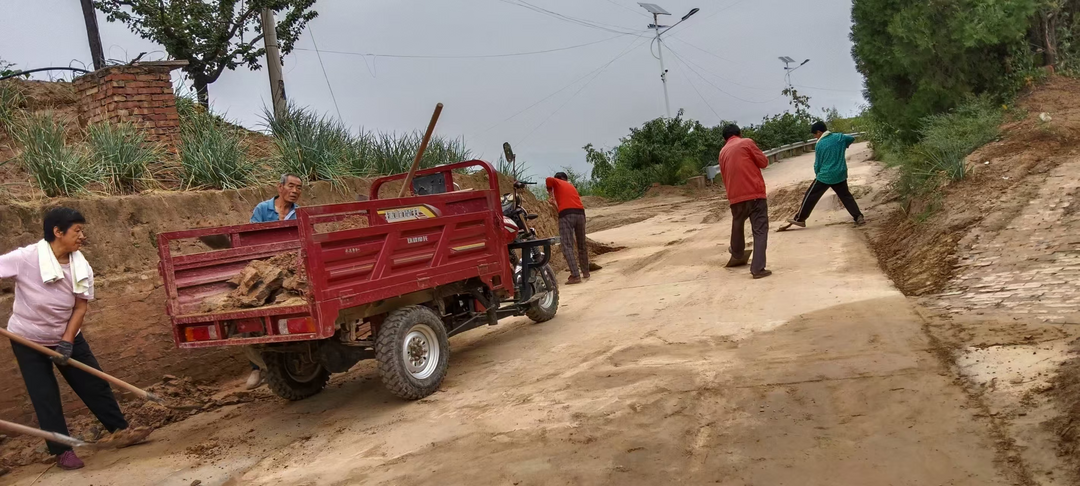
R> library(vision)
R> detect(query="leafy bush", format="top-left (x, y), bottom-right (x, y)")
top-left (14, 114), bottom-right (96, 197)
top-left (178, 101), bottom-right (255, 190)
top-left (86, 122), bottom-right (161, 194)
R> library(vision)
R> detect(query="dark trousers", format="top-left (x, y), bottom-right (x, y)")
top-left (730, 199), bottom-right (769, 275)
top-left (558, 213), bottom-right (589, 277)
top-left (793, 179), bottom-right (863, 223)
top-left (11, 333), bottom-right (128, 455)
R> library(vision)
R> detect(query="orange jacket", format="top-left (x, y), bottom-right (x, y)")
top-left (718, 136), bottom-right (769, 204)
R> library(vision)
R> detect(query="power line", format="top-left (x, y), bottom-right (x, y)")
top-left (308, 26), bottom-right (343, 122)
top-left (794, 84), bottom-right (865, 94)
top-left (666, 46), bottom-right (784, 104)
top-left (679, 0), bottom-right (754, 31)
top-left (517, 35), bottom-right (649, 146)
top-left (666, 36), bottom-right (749, 69)
top-left (292, 32), bottom-right (635, 60)
top-left (470, 36), bottom-right (644, 138)
top-left (602, 0), bottom-right (649, 17)
top-left (669, 43), bottom-right (781, 93)
top-left (671, 54), bottom-right (723, 122)
top-left (499, 0), bottom-right (645, 35)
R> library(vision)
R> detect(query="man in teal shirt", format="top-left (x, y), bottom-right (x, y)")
top-left (787, 121), bottom-right (865, 227)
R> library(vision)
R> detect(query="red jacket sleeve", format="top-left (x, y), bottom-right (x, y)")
top-left (747, 141), bottom-right (769, 169)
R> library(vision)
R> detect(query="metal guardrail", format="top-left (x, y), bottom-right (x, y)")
top-left (705, 132), bottom-right (865, 182)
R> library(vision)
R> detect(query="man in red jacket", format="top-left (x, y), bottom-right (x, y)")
top-left (547, 172), bottom-right (589, 285)
top-left (718, 124), bottom-right (772, 279)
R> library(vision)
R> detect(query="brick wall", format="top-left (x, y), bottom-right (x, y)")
top-left (72, 61), bottom-right (186, 153)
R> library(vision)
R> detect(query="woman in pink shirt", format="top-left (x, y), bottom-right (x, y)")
top-left (0, 207), bottom-right (130, 470)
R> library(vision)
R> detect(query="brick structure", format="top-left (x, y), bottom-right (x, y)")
top-left (72, 60), bottom-right (188, 152)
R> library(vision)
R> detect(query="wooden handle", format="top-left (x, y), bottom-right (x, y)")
top-left (0, 327), bottom-right (153, 402)
top-left (0, 418), bottom-right (89, 448)
top-left (398, 103), bottom-right (444, 198)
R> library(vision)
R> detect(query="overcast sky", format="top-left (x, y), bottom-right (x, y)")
top-left (1, 0), bottom-right (865, 178)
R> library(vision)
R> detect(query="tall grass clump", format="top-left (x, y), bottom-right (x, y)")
top-left (14, 113), bottom-right (96, 197)
top-left (367, 132), bottom-right (472, 175)
top-left (178, 100), bottom-right (255, 189)
top-left (0, 81), bottom-right (25, 134)
top-left (265, 104), bottom-right (363, 183)
top-left (876, 98), bottom-right (1002, 211)
top-left (86, 122), bottom-right (161, 194)
top-left (495, 155), bottom-right (530, 181)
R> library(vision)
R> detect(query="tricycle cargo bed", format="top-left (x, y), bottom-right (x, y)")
top-left (156, 161), bottom-right (514, 349)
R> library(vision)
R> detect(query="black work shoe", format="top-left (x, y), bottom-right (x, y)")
top-left (854, 215), bottom-right (866, 226)
top-left (752, 270), bottom-right (773, 279)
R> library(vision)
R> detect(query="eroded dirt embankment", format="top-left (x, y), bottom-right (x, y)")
top-left (864, 76), bottom-right (1080, 485)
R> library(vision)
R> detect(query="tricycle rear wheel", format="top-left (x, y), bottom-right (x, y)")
top-left (525, 264), bottom-right (559, 323)
top-left (263, 351), bottom-right (331, 401)
top-left (376, 305), bottom-right (450, 400)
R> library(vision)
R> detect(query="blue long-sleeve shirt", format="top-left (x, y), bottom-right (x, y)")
top-left (250, 197), bottom-right (297, 223)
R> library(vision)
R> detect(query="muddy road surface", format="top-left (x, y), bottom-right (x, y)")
top-left (4, 145), bottom-right (1014, 485)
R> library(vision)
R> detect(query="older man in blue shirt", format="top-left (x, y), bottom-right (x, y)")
top-left (243, 173), bottom-right (304, 389)
top-left (251, 174), bottom-right (303, 223)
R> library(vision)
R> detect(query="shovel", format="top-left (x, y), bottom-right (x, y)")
top-left (0, 419), bottom-right (151, 450)
top-left (0, 328), bottom-right (200, 411)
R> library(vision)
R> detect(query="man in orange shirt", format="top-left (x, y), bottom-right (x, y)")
top-left (718, 125), bottom-right (772, 279)
top-left (546, 172), bottom-right (589, 285)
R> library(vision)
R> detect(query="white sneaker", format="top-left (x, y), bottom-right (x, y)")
top-left (245, 369), bottom-right (263, 390)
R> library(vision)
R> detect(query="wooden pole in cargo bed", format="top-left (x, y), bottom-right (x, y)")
top-left (398, 103), bottom-right (444, 198)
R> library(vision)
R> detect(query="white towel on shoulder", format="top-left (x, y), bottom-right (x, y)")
top-left (36, 239), bottom-right (92, 295)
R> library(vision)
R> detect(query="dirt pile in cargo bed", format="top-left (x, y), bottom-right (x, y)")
top-left (201, 252), bottom-right (308, 313)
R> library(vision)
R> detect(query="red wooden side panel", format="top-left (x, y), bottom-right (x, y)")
top-left (296, 186), bottom-right (513, 336)
top-left (155, 161), bottom-right (514, 349)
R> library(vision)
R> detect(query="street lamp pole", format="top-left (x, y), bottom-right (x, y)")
top-left (639, 4), bottom-right (698, 118)
top-left (651, 14), bottom-right (671, 118)
top-left (779, 56), bottom-right (810, 89)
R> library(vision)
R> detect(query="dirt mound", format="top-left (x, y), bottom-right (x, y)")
top-left (0, 375), bottom-right (258, 471)
top-left (867, 75), bottom-right (1080, 295)
top-left (580, 196), bottom-right (611, 209)
top-left (768, 183), bottom-right (811, 221)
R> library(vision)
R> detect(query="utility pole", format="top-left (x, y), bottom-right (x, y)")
top-left (79, 0), bottom-right (106, 70)
top-left (638, 4), bottom-right (698, 118)
top-left (261, 9), bottom-right (287, 118)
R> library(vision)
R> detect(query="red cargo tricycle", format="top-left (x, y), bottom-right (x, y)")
top-left (156, 161), bottom-right (559, 400)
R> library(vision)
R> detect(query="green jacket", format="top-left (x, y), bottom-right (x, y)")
top-left (813, 132), bottom-right (855, 185)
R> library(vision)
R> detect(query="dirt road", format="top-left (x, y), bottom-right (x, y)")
top-left (4, 145), bottom-right (1016, 485)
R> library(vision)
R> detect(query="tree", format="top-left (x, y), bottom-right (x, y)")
top-left (95, 0), bottom-right (318, 107)
top-left (851, 0), bottom-right (1040, 142)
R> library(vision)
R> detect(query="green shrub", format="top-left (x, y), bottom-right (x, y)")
top-left (86, 122), bottom-right (161, 194)
top-left (14, 113), bottom-right (96, 197)
top-left (179, 103), bottom-right (254, 190)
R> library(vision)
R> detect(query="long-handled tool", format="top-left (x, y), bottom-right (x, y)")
top-left (0, 328), bottom-right (197, 410)
top-left (0, 419), bottom-right (152, 450)
top-left (398, 103), bottom-right (444, 198)
top-left (0, 419), bottom-right (93, 449)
